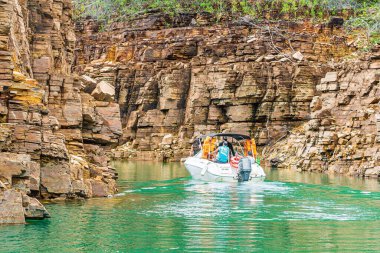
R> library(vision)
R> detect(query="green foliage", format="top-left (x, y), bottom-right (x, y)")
top-left (73, 0), bottom-right (380, 47)
top-left (344, 2), bottom-right (380, 48)
top-left (73, 0), bottom-right (379, 21)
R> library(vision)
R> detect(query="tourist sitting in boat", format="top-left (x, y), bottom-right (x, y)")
top-left (202, 136), bottom-right (217, 160)
top-left (213, 141), bottom-right (230, 163)
top-left (218, 136), bottom-right (235, 156)
top-left (184, 133), bottom-right (266, 182)
top-left (190, 137), bottom-right (202, 156)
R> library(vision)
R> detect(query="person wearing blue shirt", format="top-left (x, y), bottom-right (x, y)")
top-left (214, 141), bottom-right (230, 163)
top-left (218, 137), bottom-right (235, 156)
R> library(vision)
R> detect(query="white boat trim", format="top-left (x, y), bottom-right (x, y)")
top-left (184, 133), bottom-right (266, 183)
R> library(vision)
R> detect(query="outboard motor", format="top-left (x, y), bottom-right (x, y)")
top-left (237, 158), bottom-right (252, 182)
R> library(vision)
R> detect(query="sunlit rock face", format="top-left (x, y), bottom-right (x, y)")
top-left (266, 55), bottom-right (380, 177)
top-left (74, 13), bottom-right (353, 163)
top-left (0, 0), bottom-right (119, 223)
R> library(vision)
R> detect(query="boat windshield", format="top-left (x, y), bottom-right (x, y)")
top-left (196, 133), bottom-right (252, 158)
top-left (199, 133), bottom-right (251, 141)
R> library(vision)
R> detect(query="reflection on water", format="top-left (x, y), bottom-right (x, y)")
top-left (1, 161), bottom-right (380, 252)
top-left (116, 161), bottom-right (189, 182)
top-left (269, 168), bottom-right (380, 192)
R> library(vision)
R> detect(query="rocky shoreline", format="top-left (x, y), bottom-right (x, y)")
top-left (0, 2), bottom-right (379, 224)
top-left (0, 0), bottom-right (119, 224)
top-left (266, 57), bottom-right (380, 177)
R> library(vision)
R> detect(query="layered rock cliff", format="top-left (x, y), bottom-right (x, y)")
top-left (266, 50), bottom-right (380, 177)
top-left (0, 0), bottom-right (120, 224)
top-left (74, 12), bottom-right (379, 176)
top-left (74, 13), bottom-right (353, 162)
top-left (1, 3), bottom-right (378, 224)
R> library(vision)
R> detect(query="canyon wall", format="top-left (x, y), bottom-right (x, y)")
top-left (75, 13), bottom-right (379, 176)
top-left (266, 50), bottom-right (380, 177)
top-left (1, 5), bottom-right (378, 224)
top-left (0, 0), bottom-right (120, 224)
top-left (74, 13), bottom-right (353, 162)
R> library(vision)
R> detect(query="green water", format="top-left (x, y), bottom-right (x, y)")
top-left (1, 162), bottom-right (380, 252)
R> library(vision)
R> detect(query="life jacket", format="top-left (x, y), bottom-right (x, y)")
top-left (211, 138), bottom-right (217, 150)
top-left (251, 138), bottom-right (257, 157)
top-left (244, 138), bottom-right (258, 157)
top-left (217, 146), bottom-right (229, 163)
top-left (202, 137), bottom-right (210, 159)
top-left (202, 137), bottom-right (216, 159)
top-left (244, 140), bottom-right (251, 156)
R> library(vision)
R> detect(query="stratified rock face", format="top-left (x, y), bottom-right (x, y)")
top-left (0, 190), bottom-right (25, 224)
top-left (74, 14), bottom-right (351, 162)
top-left (266, 52), bottom-right (380, 177)
top-left (0, 0), bottom-right (120, 223)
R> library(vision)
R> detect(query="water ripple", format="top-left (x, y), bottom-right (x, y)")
top-left (1, 161), bottom-right (380, 252)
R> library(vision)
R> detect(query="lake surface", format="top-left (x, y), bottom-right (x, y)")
top-left (1, 161), bottom-right (380, 252)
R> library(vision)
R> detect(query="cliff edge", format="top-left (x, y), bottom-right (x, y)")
top-left (0, 0), bottom-right (120, 224)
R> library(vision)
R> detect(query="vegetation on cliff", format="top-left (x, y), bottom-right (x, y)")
top-left (73, 0), bottom-right (378, 20)
top-left (73, 0), bottom-right (379, 47)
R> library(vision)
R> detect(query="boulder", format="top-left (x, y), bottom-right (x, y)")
top-left (91, 81), bottom-right (115, 102)
top-left (90, 180), bottom-right (108, 197)
top-left (292, 51), bottom-right (304, 61)
top-left (81, 75), bottom-right (97, 93)
top-left (23, 195), bottom-right (50, 219)
top-left (161, 134), bottom-right (173, 145)
top-left (365, 167), bottom-right (380, 177)
top-left (0, 153), bottom-right (31, 185)
top-left (12, 71), bottom-right (26, 82)
top-left (40, 162), bottom-right (72, 195)
top-left (0, 190), bottom-right (25, 224)
top-left (321, 72), bottom-right (338, 83)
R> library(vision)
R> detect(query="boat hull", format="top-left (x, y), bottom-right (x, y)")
top-left (184, 157), bottom-right (265, 183)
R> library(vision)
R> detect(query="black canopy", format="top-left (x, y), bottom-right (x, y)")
top-left (199, 133), bottom-right (251, 141)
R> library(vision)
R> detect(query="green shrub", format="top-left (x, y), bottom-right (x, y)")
top-left (73, 0), bottom-right (378, 21)
top-left (73, 0), bottom-right (380, 47)
top-left (344, 2), bottom-right (380, 49)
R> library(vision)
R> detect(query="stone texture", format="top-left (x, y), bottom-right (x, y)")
top-left (266, 57), bottom-right (380, 177)
top-left (81, 75), bottom-right (97, 93)
top-left (75, 15), bottom-right (350, 162)
top-left (23, 196), bottom-right (50, 219)
top-left (1, 3), bottom-right (378, 224)
top-left (75, 13), bottom-right (378, 177)
top-left (0, 190), bottom-right (25, 224)
top-left (0, 0), bottom-right (120, 223)
top-left (91, 81), bottom-right (115, 102)
top-left (292, 51), bottom-right (304, 61)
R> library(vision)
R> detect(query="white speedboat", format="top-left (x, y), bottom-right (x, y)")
top-left (184, 133), bottom-right (266, 183)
